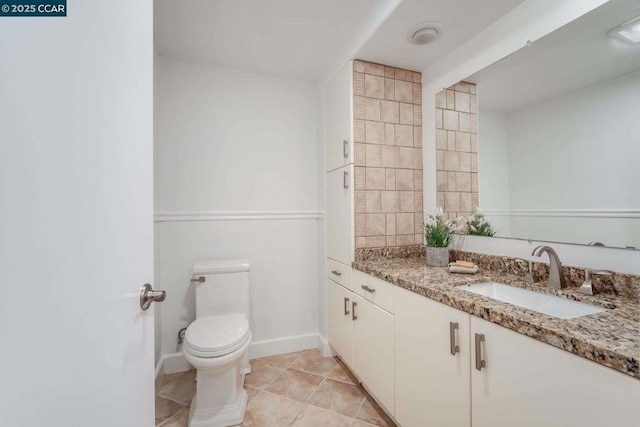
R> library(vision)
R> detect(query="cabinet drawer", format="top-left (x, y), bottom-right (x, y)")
top-left (327, 258), bottom-right (352, 291)
top-left (353, 270), bottom-right (394, 313)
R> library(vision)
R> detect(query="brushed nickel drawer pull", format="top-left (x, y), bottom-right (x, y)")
top-left (475, 333), bottom-right (486, 371)
top-left (344, 297), bottom-right (350, 316)
top-left (361, 285), bottom-right (376, 293)
top-left (190, 276), bottom-right (205, 283)
top-left (450, 322), bottom-right (459, 356)
top-left (331, 270), bottom-right (342, 277)
top-left (352, 301), bottom-right (357, 321)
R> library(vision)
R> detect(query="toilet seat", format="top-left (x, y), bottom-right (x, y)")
top-left (184, 314), bottom-right (250, 358)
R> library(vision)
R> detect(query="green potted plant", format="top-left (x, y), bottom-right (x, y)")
top-left (466, 210), bottom-right (497, 237)
top-left (424, 208), bottom-right (460, 267)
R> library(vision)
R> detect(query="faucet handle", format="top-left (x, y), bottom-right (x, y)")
top-left (578, 268), bottom-right (614, 296)
top-left (515, 258), bottom-right (534, 284)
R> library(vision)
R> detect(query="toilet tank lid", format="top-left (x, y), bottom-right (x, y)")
top-left (193, 259), bottom-right (250, 275)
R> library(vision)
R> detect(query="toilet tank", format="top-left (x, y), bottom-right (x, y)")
top-left (192, 259), bottom-right (250, 319)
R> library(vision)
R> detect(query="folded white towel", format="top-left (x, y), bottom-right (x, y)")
top-left (448, 263), bottom-right (479, 274)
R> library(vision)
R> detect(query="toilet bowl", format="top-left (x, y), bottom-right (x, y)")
top-left (183, 314), bottom-right (251, 427)
top-left (184, 260), bottom-right (252, 427)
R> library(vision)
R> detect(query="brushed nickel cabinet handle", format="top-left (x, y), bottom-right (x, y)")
top-left (352, 301), bottom-right (357, 321)
top-left (343, 139), bottom-right (349, 159)
top-left (449, 322), bottom-right (459, 356)
top-left (475, 333), bottom-right (486, 371)
top-left (343, 171), bottom-right (349, 189)
top-left (331, 270), bottom-right (342, 277)
top-left (190, 276), bottom-right (205, 283)
top-left (361, 285), bottom-right (376, 293)
top-left (344, 297), bottom-right (350, 316)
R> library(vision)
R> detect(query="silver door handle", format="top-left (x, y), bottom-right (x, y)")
top-left (450, 322), bottom-right (459, 355)
top-left (140, 284), bottom-right (166, 311)
top-left (343, 171), bottom-right (349, 189)
top-left (352, 301), bottom-right (357, 321)
top-left (475, 333), bottom-right (486, 371)
top-left (190, 276), bottom-right (205, 283)
top-left (343, 139), bottom-right (349, 159)
top-left (361, 285), bottom-right (376, 293)
top-left (331, 270), bottom-right (342, 277)
top-left (344, 297), bottom-right (350, 316)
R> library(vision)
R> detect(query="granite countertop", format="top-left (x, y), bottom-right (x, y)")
top-left (353, 257), bottom-right (640, 379)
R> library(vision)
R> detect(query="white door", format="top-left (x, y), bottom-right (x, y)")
top-left (325, 60), bottom-right (353, 172)
top-left (0, 2), bottom-right (155, 427)
top-left (327, 279), bottom-right (353, 367)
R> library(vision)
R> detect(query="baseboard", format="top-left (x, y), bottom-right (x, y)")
top-left (318, 334), bottom-right (336, 357)
top-left (156, 333), bottom-right (323, 376)
top-left (248, 333), bottom-right (320, 359)
top-left (161, 351), bottom-right (194, 375)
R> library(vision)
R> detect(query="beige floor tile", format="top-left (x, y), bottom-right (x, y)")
top-left (307, 378), bottom-right (366, 418)
top-left (245, 386), bottom-right (261, 403)
top-left (255, 351), bottom-right (305, 368)
top-left (355, 396), bottom-right (396, 427)
top-left (241, 391), bottom-right (305, 426)
top-left (290, 349), bottom-right (338, 376)
top-left (159, 407), bottom-right (189, 427)
top-left (290, 404), bottom-right (352, 426)
top-left (155, 396), bottom-right (185, 426)
top-left (265, 369), bottom-right (324, 402)
top-left (326, 358), bottom-right (358, 384)
top-left (244, 360), bottom-right (284, 389)
top-left (157, 370), bottom-right (196, 406)
top-left (351, 421), bottom-right (377, 427)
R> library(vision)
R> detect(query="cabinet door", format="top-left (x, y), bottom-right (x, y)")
top-left (352, 294), bottom-right (394, 415)
top-left (327, 279), bottom-right (353, 367)
top-left (471, 316), bottom-right (640, 427)
top-left (326, 164), bottom-right (354, 265)
top-left (395, 287), bottom-right (471, 427)
top-left (325, 61), bottom-right (353, 172)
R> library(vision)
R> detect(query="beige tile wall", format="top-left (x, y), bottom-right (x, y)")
top-left (435, 82), bottom-right (478, 220)
top-left (353, 60), bottom-right (423, 249)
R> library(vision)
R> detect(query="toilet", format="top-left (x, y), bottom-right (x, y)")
top-left (183, 259), bottom-right (252, 427)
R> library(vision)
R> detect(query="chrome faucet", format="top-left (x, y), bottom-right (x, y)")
top-left (531, 245), bottom-right (566, 289)
top-left (578, 268), bottom-right (614, 296)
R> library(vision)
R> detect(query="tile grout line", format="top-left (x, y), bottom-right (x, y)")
top-left (352, 395), bottom-right (367, 426)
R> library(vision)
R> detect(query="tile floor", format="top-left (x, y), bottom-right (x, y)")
top-left (155, 349), bottom-right (396, 427)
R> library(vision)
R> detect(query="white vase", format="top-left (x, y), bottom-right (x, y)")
top-left (426, 246), bottom-right (450, 267)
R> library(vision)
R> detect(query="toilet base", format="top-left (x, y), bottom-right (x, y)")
top-left (188, 388), bottom-right (248, 427)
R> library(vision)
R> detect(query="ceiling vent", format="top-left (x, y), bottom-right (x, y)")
top-left (406, 22), bottom-right (444, 45)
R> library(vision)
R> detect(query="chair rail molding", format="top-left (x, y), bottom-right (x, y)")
top-left (154, 210), bottom-right (325, 222)
top-left (482, 208), bottom-right (640, 219)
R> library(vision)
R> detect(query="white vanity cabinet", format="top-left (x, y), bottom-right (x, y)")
top-left (327, 279), bottom-right (353, 367)
top-left (394, 287), bottom-right (471, 427)
top-left (326, 164), bottom-right (354, 266)
top-left (470, 316), bottom-right (640, 427)
top-left (327, 270), bottom-right (395, 416)
top-left (325, 61), bottom-right (353, 173)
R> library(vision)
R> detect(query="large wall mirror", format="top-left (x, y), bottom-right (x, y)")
top-left (446, 0), bottom-right (640, 250)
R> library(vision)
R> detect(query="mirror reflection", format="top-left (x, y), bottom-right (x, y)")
top-left (439, 0), bottom-right (640, 249)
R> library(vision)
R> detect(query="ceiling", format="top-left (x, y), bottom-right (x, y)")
top-left (355, 0), bottom-right (525, 72)
top-left (154, 0), bottom-right (526, 82)
top-left (468, 0), bottom-right (640, 112)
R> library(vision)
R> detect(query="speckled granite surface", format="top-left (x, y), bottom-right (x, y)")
top-left (353, 257), bottom-right (640, 379)
top-left (451, 250), bottom-right (640, 301)
top-left (355, 245), bottom-right (425, 262)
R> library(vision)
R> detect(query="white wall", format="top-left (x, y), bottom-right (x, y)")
top-left (421, 0), bottom-right (640, 274)
top-left (154, 56), bottom-right (321, 363)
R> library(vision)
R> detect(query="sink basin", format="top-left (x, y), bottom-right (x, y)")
top-left (457, 282), bottom-right (606, 319)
